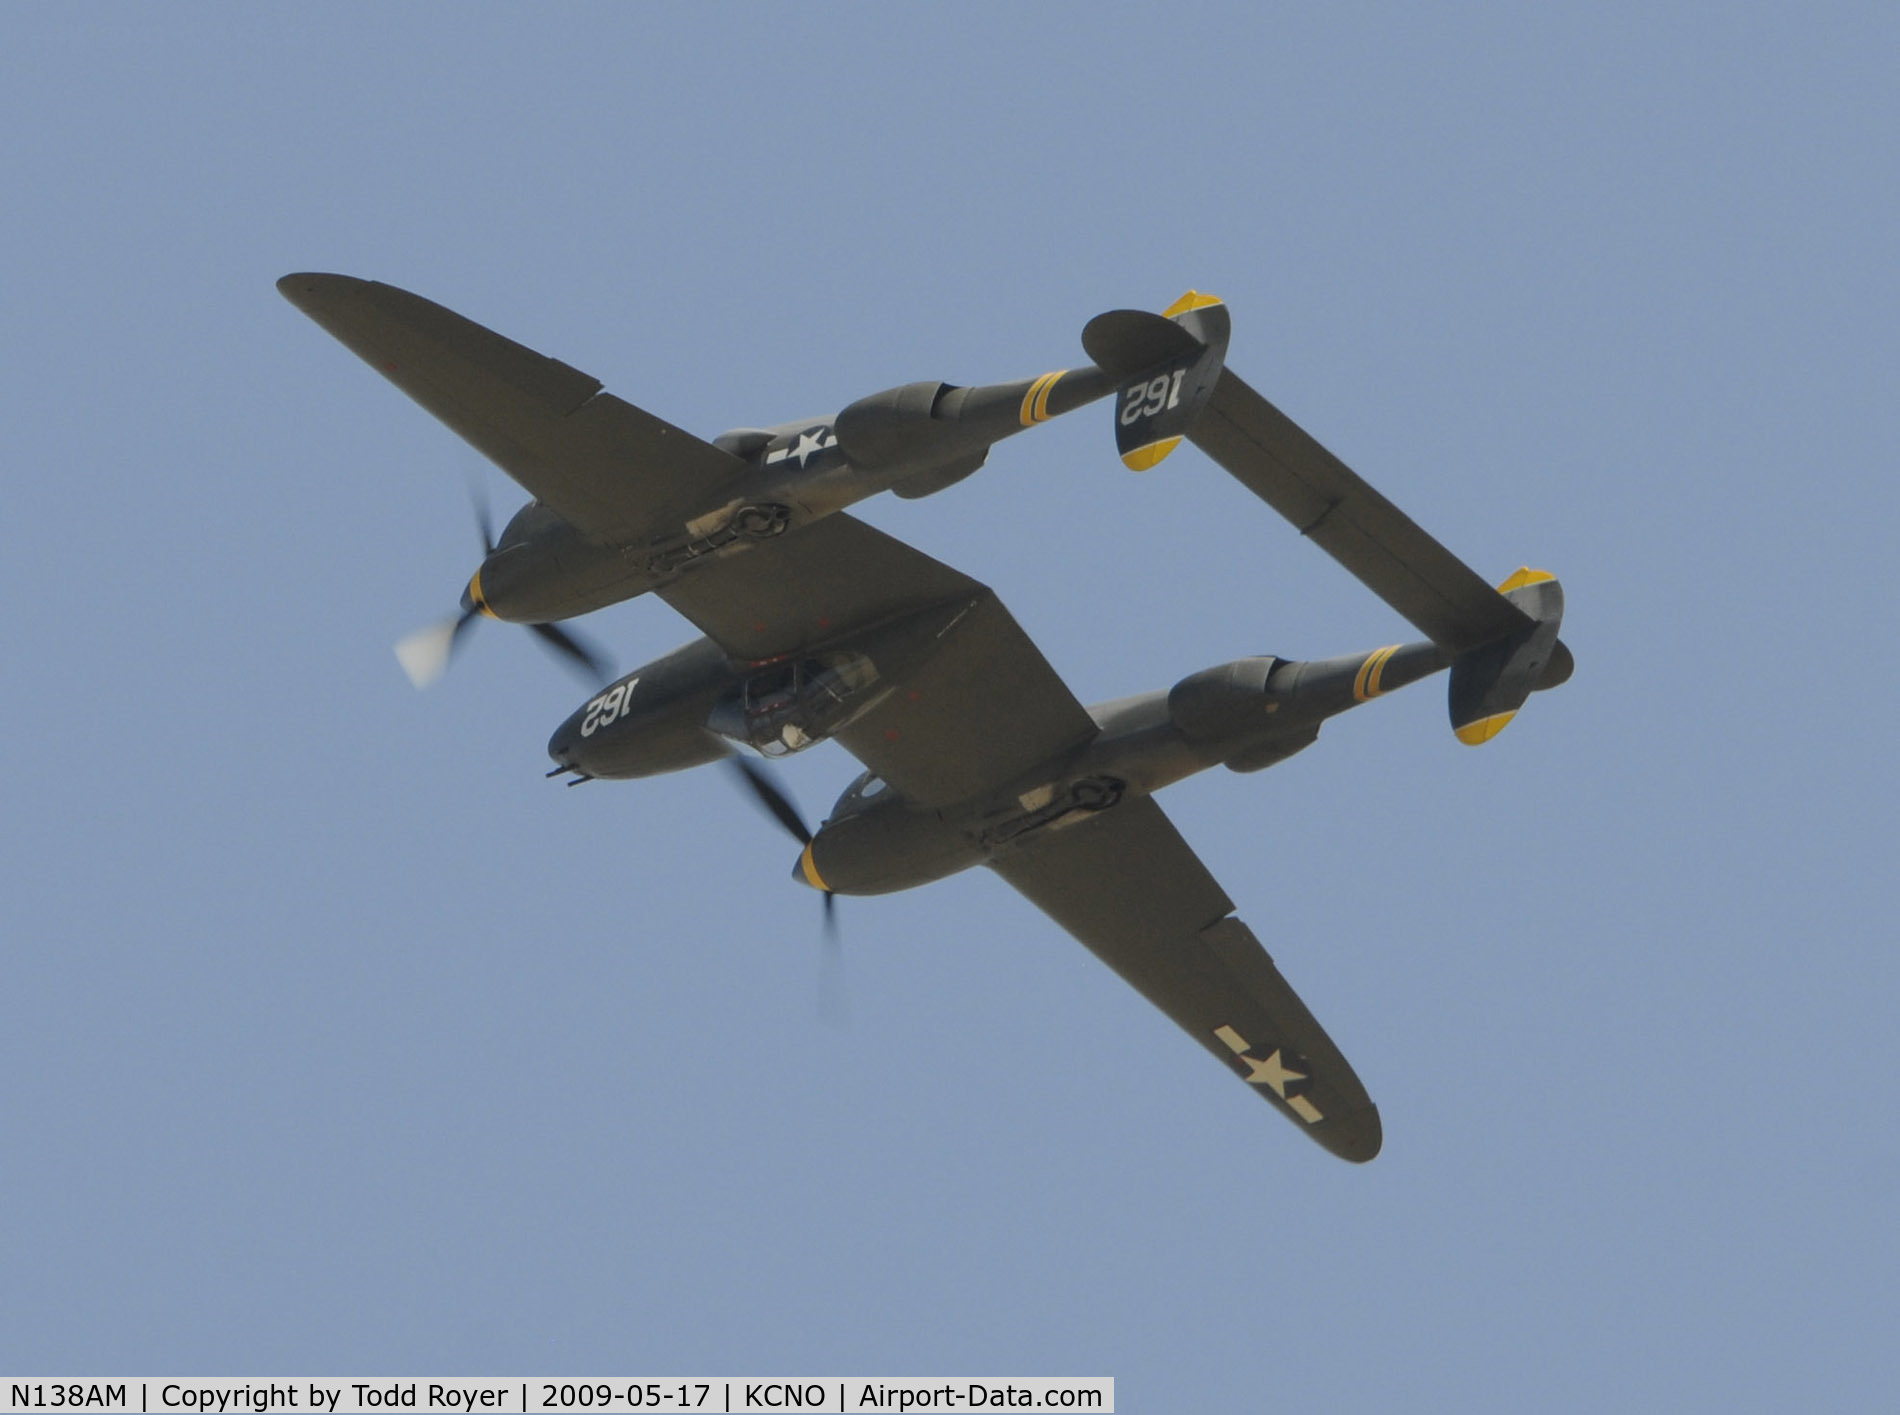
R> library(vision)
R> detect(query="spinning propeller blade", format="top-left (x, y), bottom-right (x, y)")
top-left (394, 609), bottom-right (478, 689)
top-left (467, 471), bottom-right (496, 555)
top-left (818, 894), bottom-right (849, 1030)
top-left (394, 478), bottom-right (611, 690)
top-left (727, 755), bottom-right (813, 845)
top-left (724, 756), bottom-right (849, 1024)
top-left (528, 621), bottom-right (615, 686)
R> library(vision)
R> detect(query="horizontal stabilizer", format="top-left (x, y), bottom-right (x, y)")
top-left (1187, 366), bottom-right (1542, 655)
top-left (1082, 292), bottom-right (1231, 471)
top-left (1449, 570), bottom-right (1569, 745)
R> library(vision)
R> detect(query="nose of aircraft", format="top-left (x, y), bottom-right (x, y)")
top-left (546, 704), bottom-right (590, 772)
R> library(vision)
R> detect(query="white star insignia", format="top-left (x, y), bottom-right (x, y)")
top-left (764, 427), bottom-right (836, 467)
top-left (789, 427), bottom-right (835, 466)
top-left (1213, 1025), bottom-right (1325, 1123)
top-left (1241, 1048), bottom-right (1306, 1098)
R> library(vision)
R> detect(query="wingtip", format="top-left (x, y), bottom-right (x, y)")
top-left (1320, 1103), bottom-right (1383, 1163)
top-left (275, 271), bottom-right (367, 312)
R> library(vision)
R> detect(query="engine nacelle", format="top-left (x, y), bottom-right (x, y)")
top-left (833, 368), bottom-right (1115, 494)
top-left (1167, 644), bottom-right (1449, 768)
top-left (1168, 657), bottom-right (1281, 745)
top-left (470, 503), bottom-right (664, 624)
top-left (795, 773), bottom-right (984, 896)
top-left (832, 381), bottom-right (947, 464)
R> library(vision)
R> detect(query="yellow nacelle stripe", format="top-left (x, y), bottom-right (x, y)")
top-left (468, 569), bottom-right (498, 620)
top-left (798, 840), bottom-right (830, 892)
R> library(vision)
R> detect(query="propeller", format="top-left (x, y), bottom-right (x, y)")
top-left (393, 480), bottom-right (613, 690)
top-left (725, 755), bottom-right (848, 1026)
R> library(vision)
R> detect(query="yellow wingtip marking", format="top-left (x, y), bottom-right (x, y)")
top-left (1497, 567), bottom-right (1556, 592)
top-left (1162, 290), bottom-right (1224, 318)
top-left (1455, 711), bottom-right (1517, 746)
top-left (1121, 436), bottom-right (1182, 471)
top-left (798, 840), bottom-right (830, 893)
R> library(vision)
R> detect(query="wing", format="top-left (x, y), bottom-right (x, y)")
top-left (990, 796), bottom-right (1381, 1161)
top-left (657, 513), bottom-right (1100, 806)
top-left (1191, 368), bottom-right (1531, 655)
top-left (278, 273), bottom-right (746, 543)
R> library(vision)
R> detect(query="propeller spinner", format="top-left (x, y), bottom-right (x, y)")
top-left (393, 483), bottom-right (612, 690)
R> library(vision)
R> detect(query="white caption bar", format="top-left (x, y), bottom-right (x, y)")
top-left (0, 1381), bottom-right (1112, 1415)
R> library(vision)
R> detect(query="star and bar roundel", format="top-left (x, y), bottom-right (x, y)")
top-left (1214, 1025), bottom-right (1324, 1123)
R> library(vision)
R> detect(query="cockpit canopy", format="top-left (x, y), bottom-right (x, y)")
top-left (706, 652), bottom-right (887, 757)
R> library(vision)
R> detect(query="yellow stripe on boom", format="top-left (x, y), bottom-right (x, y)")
top-left (1034, 369), bottom-right (1062, 423)
top-left (1019, 370), bottom-right (1065, 427)
top-left (1353, 645), bottom-right (1402, 702)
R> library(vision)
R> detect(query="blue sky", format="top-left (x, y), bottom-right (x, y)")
top-left (3, 4), bottom-right (1896, 1407)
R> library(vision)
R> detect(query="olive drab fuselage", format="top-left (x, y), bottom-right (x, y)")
top-left (549, 618), bottom-right (1456, 895)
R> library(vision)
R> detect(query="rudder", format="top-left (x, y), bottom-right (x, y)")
top-left (1448, 569), bottom-right (1569, 745)
top-left (1081, 291), bottom-right (1231, 470)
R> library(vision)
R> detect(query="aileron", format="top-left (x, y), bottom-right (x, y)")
top-left (278, 272), bottom-right (747, 544)
top-left (990, 798), bottom-right (1381, 1161)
